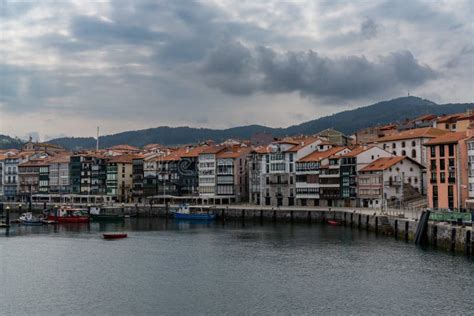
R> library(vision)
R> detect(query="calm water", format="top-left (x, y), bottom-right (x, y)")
top-left (0, 219), bottom-right (472, 315)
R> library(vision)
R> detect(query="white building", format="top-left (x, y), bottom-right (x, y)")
top-left (198, 146), bottom-right (226, 197)
top-left (358, 156), bottom-right (425, 209)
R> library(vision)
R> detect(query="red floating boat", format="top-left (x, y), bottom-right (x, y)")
top-left (327, 220), bottom-right (342, 226)
top-left (48, 207), bottom-right (89, 224)
top-left (103, 233), bottom-right (128, 240)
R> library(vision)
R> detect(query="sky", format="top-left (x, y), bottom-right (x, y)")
top-left (0, 0), bottom-right (472, 141)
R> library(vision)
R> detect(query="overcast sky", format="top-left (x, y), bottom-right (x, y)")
top-left (0, 0), bottom-right (472, 140)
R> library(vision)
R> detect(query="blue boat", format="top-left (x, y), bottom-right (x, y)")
top-left (172, 204), bottom-right (216, 221)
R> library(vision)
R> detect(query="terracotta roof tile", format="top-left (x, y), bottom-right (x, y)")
top-left (297, 147), bottom-right (346, 162)
top-left (425, 131), bottom-right (467, 145)
top-left (374, 127), bottom-right (448, 142)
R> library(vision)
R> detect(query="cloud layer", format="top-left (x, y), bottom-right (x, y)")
top-left (0, 0), bottom-right (472, 139)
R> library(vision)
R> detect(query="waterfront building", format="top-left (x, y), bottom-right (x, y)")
top-left (70, 153), bottom-right (108, 195)
top-left (178, 146), bottom-right (207, 196)
top-left (425, 131), bottom-right (469, 210)
top-left (132, 155), bottom-right (145, 202)
top-left (198, 146), bottom-right (226, 198)
top-left (2, 154), bottom-right (20, 201)
top-left (465, 136), bottom-right (474, 209)
top-left (48, 153), bottom-right (71, 196)
top-left (143, 153), bottom-right (165, 197)
top-left (248, 147), bottom-right (269, 205)
top-left (18, 159), bottom-right (44, 201)
top-left (355, 124), bottom-right (398, 144)
top-left (357, 156), bottom-right (424, 209)
top-left (339, 146), bottom-right (393, 207)
top-left (106, 154), bottom-right (134, 202)
top-left (259, 138), bottom-right (322, 207)
top-left (215, 146), bottom-right (252, 203)
top-left (295, 147), bottom-right (350, 207)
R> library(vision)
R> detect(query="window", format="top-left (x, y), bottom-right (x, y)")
top-left (440, 172), bottom-right (445, 183)
top-left (430, 146), bottom-right (436, 158)
top-left (440, 159), bottom-right (445, 170)
top-left (392, 143), bottom-right (396, 149)
top-left (412, 140), bottom-right (416, 147)
top-left (402, 150), bottom-right (406, 156)
top-left (411, 149), bottom-right (416, 158)
top-left (448, 144), bottom-right (454, 156)
top-left (383, 144), bottom-right (387, 150)
top-left (402, 141), bottom-right (406, 148)
top-left (439, 145), bottom-right (445, 157)
top-left (392, 151), bottom-right (396, 155)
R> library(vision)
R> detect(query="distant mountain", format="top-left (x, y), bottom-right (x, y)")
top-left (46, 96), bottom-right (473, 150)
top-left (0, 134), bottom-right (23, 150)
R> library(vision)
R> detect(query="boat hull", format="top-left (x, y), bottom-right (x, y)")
top-left (48, 216), bottom-right (89, 224)
top-left (19, 220), bottom-right (43, 226)
top-left (91, 214), bottom-right (125, 222)
top-left (174, 212), bottom-right (216, 220)
top-left (103, 233), bottom-right (128, 239)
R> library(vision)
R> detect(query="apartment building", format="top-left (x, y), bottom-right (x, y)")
top-left (48, 153), bottom-right (71, 195)
top-left (18, 159), bottom-right (43, 201)
top-left (132, 155), bottom-right (145, 202)
top-left (215, 146), bottom-right (251, 203)
top-left (259, 137), bottom-right (328, 207)
top-left (466, 137), bottom-right (474, 209)
top-left (248, 147), bottom-right (269, 205)
top-left (69, 154), bottom-right (108, 195)
top-left (198, 146), bottom-right (226, 198)
top-left (295, 147), bottom-right (350, 207)
top-left (358, 157), bottom-right (424, 209)
top-left (339, 146), bottom-right (393, 206)
top-left (178, 146), bottom-right (207, 196)
top-left (2, 154), bottom-right (19, 201)
top-left (106, 155), bottom-right (134, 202)
top-left (425, 132), bottom-right (469, 210)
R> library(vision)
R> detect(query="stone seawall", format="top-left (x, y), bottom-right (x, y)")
top-left (3, 203), bottom-right (472, 255)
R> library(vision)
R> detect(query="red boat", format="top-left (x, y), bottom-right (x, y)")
top-left (327, 220), bottom-right (342, 226)
top-left (48, 207), bottom-right (89, 224)
top-left (103, 233), bottom-right (128, 240)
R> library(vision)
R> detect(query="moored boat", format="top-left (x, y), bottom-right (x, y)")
top-left (327, 220), bottom-right (342, 226)
top-left (47, 207), bottom-right (89, 224)
top-left (90, 207), bottom-right (124, 222)
top-left (103, 233), bottom-right (128, 239)
top-left (19, 213), bottom-right (43, 226)
top-left (171, 204), bottom-right (216, 221)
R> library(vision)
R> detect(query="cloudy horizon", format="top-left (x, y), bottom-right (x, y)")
top-left (0, 0), bottom-right (472, 141)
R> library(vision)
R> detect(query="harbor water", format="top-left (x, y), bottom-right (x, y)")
top-left (0, 219), bottom-right (472, 315)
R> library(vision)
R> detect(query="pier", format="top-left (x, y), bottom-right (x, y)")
top-left (1, 202), bottom-right (472, 255)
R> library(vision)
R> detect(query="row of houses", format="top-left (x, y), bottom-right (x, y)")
top-left (1, 111), bottom-right (474, 210)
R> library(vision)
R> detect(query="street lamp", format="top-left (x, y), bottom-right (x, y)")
top-left (5, 206), bottom-right (10, 226)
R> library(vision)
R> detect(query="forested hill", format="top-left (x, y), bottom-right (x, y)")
top-left (44, 96), bottom-right (473, 150)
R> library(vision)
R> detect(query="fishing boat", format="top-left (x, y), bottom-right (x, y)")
top-left (103, 233), bottom-right (128, 239)
top-left (90, 207), bottom-right (124, 222)
top-left (327, 220), bottom-right (342, 226)
top-left (47, 207), bottom-right (89, 224)
top-left (19, 213), bottom-right (43, 226)
top-left (171, 204), bottom-right (216, 221)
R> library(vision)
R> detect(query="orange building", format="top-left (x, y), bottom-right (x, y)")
top-left (425, 131), bottom-right (469, 210)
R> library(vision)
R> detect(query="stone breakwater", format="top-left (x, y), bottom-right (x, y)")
top-left (3, 203), bottom-right (473, 255)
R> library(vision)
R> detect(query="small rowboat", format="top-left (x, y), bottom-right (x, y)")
top-left (103, 233), bottom-right (128, 240)
top-left (327, 220), bottom-right (342, 226)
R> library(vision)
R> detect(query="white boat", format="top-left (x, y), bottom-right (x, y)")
top-left (19, 213), bottom-right (43, 226)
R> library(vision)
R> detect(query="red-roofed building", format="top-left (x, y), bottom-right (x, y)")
top-left (358, 156), bottom-right (424, 209)
top-left (424, 131), bottom-right (471, 210)
top-left (295, 147), bottom-right (350, 207)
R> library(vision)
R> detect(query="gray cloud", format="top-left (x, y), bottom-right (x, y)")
top-left (201, 42), bottom-right (436, 100)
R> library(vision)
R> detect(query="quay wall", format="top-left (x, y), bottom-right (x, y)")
top-left (2, 203), bottom-right (472, 255)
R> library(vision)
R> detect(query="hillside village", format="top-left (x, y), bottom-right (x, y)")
top-left (1, 110), bottom-right (473, 212)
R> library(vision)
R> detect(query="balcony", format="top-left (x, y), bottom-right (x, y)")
top-left (384, 180), bottom-right (402, 186)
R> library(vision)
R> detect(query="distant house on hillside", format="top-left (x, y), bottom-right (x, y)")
top-left (317, 129), bottom-right (351, 146)
top-left (22, 137), bottom-right (64, 154)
